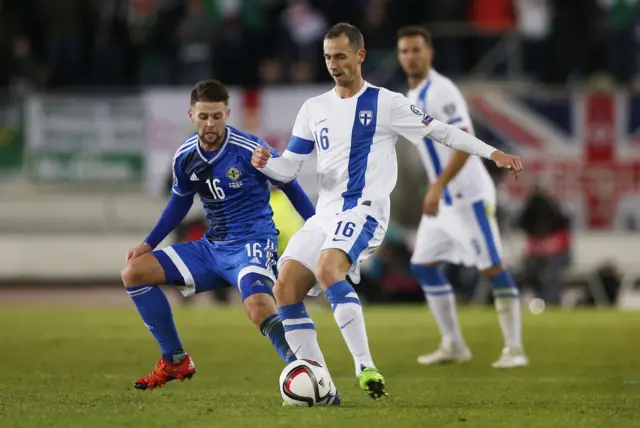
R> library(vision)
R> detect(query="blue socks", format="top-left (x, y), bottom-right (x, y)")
top-left (125, 285), bottom-right (185, 363)
top-left (489, 270), bottom-right (520, 298)
top-left (260, 314), bottom-right (296, 364)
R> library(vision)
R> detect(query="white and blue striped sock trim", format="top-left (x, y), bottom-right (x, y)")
top-left (279, 303), bottom-right (316, 332)
top-left (422, 284), bottom-right (454, 296)
top-left (125, 285), bottom-right (154, 298)
top-left (492, 288), bottom-right (520, 299)
top-left (325, 281), bottom-right (361, 312)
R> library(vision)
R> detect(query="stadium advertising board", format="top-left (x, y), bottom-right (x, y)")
top-left (0, 96), bottom-right (24, 174)
top-left (25, 95), bottom-right (144, 183)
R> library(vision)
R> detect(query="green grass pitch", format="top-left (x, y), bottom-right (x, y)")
top-left (0, 303), bottom-right (638, 428)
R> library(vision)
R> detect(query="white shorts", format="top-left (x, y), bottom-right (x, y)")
top-left (278, 208), bottom-right (386, 295)
top-left (411, 199), bottom-right (503, 270)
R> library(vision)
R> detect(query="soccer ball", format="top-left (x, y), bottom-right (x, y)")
top-left (279, 359), bottom-right (332, 407)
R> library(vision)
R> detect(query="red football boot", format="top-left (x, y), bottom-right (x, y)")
top-left (134, 354), bottom-right (196, 390)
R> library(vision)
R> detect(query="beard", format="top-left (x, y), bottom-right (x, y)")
top-left (199, 130), bottom-right (223, 148)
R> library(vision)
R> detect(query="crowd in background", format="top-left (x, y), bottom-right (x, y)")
top-left (1, 0), bottom-right (639, 91)
top-left (0, 0), bottom-right (631, 306)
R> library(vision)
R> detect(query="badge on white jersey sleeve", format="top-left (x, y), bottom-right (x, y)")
top-left (425, 80), bottom-right (473, 131)
top-left (286, 102), bottom-right (315, 159)
top-left (387, 92), bottom-right (435, 144)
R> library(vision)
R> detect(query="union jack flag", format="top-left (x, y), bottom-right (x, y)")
top-left (464, 90), bottom-right (640, 231)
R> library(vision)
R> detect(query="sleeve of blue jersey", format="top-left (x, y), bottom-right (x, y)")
top-left (172, 157), bottom-right (196, 197)
top-left (144, 193), bottom-right (194, 249)
top-left (280, 179), bottom-right (315, 221)
top-left (287, 135), bottom-right (315, 155)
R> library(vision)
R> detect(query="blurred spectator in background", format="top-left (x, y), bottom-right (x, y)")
top-left (469, 0), bottom-right (515, 75)
top-left (91, 1), bottom-right (126, 86)
top-left (280, 0), bottom-right (328, 83)
top-left (37, 0), bottom-right (87, 86)
top-left (546, 0), bottom-right (605, 84)
top-left (129, 0), bottom-right (179, 85)
top-left (599, 0), bottom-right (640, 84)
top-left (175, 0), bottom-right (215, 85)
top-left (517, 186), bottom-right (572, 305)
top-left (8, 35), bottom-right (49, 93)
top-left (0, 0), bottom-right (636, 88)
top-left (514, 0), bottom-right (551, 81)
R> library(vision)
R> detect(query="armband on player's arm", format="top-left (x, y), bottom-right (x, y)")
top-left (423, 118), bottom-right (497, 160)
top-left (261, 151), bottom-right (305, 183)
top-left (144, 194), bottom-right (194, 249)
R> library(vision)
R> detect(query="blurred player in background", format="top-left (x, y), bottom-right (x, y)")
top-left (252, 23), bottom-right (523, 400)
top-left (397, 26), bottom-right (528, 368)
top-left (121, 80), bottom-right (316, 390)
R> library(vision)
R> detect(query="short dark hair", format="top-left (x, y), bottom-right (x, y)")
top-left (324, 23), bottom-right (364, 51)
top-left (190, 79), bottom-right (229, 106)
top-left (397, 26), bottom-right (432, 48)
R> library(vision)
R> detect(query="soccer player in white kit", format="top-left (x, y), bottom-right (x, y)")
top-left (397, 26), bottom-right (528, 369)
top-left (252, 23), bottom-right (523, 400)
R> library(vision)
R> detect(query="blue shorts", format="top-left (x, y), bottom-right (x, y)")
top-left (153, 237), bottom-right (278, 300)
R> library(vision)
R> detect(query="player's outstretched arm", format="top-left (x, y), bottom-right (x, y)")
top-left (388, 93), bottom-right (523, 179)
top-left (127, 194), bottom-right (194, 261)
top-left (425, 120), bottom-right (523, 178)
top-left (279, 179), bottom-right (315, 221)
top-left (252, 147), bottom-right (304, 183)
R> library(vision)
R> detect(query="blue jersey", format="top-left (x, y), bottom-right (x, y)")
top-left (172, 126), bottom-right (280, 242)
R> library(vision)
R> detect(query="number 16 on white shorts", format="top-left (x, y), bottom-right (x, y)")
top-left (278, 209), bottom-right (386, 294)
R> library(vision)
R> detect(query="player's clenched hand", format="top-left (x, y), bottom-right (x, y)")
top-left (251, 147), bottom-right (271, 169)
top-left (126, 242), bottom-right (153, 262)
top-left (490, 151), bottom-right (523, 179)
top-left (423, 182), bottom-right (443, 216)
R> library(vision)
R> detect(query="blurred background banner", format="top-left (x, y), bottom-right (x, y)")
top-left (465, 89), bottom-right (640, 230)
top-left (0, 95), bottom-right (24, 174)
top-left (24, 94), bottom-right (144, 183)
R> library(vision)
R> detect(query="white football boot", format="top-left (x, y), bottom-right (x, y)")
top-left (491, 347), bottom-right (529, 369)
top-left (417, 338), bottom-right (472, 365)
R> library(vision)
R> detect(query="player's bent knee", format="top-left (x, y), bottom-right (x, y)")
top-left (273, 260), bottom-right (315, 304)
top-left (315, 260), bottom-right (344, 287)
top-left (273, 278), bottom-right (305, 306)
top-left (121, 263), bottom-right (143, 287)
top-left (243, 293), bottom-right (277, 327)
top-left (121, 254), bottom-right (165, 286)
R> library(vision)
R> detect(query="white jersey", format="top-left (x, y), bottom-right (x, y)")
top-left (407, 69), bottom-right (495, 205)
top-left (286, 82), bottom-right (438, 228)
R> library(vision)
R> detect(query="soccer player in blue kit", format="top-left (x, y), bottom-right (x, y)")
top-left (121, 80), bottom-right (316, 391)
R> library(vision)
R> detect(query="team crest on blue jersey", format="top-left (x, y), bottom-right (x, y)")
top-left (358, 110), bottom-right (373, 126)
top-left (227, 166), bottom-right (243, 189)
